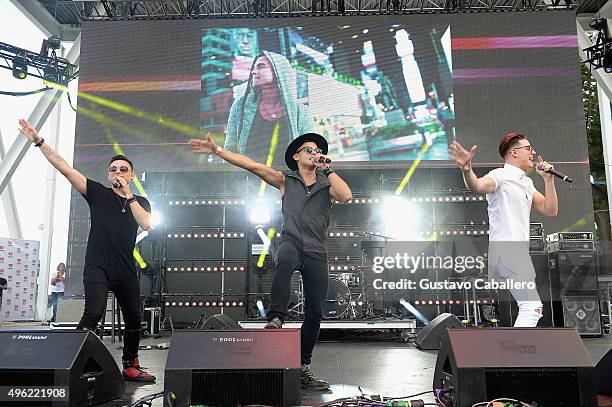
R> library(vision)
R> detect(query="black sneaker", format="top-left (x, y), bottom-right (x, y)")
top-left (301, 364), bottom-right (330, 391)
top-left (264, 317), bottom-right (283, 329)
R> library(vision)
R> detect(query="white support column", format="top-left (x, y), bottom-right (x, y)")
top-left (598, 85), bottom-right (612, 235)
top-left (36, 79), bottom-right (63, 322)
top-left (0, 130), bottom-right (23, 239)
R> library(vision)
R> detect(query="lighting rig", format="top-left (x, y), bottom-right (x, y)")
top-left (584, 18), bottom-right (612, 73)
top-left (0, 35), bottom-right (78, 86)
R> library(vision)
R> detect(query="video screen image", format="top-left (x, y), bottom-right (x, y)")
top-left (200, 24), bottom-right (454, 166)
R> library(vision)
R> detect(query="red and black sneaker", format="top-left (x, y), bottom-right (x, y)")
top-left (123, 358), bottom-right (156, 382)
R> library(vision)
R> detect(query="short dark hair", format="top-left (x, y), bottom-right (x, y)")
top-left (109, 154), bottom-right (134, 171)
top-left (498, 132), bottom-right (527, 158)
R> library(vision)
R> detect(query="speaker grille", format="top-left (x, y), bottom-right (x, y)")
top-left (192, 368), bottom-right (284, 406)
top-left (562, 296), bottom-right (602, 336)
top-left (485, 367), bottom-right (580, 406)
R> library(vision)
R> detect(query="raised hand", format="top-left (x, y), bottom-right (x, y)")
top-left (535, 155), bottom-right (553, 179)
top-left (188, 136), bottom-right (218, 154)
top-left (18, 118), bottom-right (43, 144)
top-left (448, 140), bottom-right (477, 168)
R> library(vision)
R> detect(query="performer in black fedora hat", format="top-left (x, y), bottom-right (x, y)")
top-left (189, 132), bottom-right (352, 390)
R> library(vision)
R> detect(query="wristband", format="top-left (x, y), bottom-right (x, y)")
top-left (461, 164), bottom-right (471, 172)
top-left (323, 167), bottom-right (334, 176)
top-left (127, 197), bottom-right (137, 205)
top-left (215, 146), bottom-right (223, 155)
top-left (34, 138), bottom-right (45, 147)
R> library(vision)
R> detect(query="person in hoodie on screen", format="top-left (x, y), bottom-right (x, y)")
top-left (224, 50), bottom-right (317, 165)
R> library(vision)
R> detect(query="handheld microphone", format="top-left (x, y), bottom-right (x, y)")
top-left (316, 156), bottom-right (332, 164)
top-left (539, 166), bottom-right (573, 183)
top-left (112, 180), bottom-right (122, 188)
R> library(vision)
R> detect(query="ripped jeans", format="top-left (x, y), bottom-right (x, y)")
top-left (489, 244), bottom-right (542, 328)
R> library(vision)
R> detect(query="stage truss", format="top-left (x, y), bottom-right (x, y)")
top-left (55, 0), bottom-right (576, 21)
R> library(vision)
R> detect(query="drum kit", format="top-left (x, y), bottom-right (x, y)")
top-left (286, 239), bottom-right (389, 319)
top-left (288, 266), bottom-right (372, 319)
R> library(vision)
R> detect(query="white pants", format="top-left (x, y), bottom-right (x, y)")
top-left (489, 242), bottom-right (542, 328)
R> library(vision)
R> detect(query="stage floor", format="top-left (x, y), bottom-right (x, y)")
top-left (102, 332), bottom-right (612, 407)
top-left (0, 325), bottom-right (611, 406)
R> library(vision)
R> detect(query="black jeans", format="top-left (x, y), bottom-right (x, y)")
top-left (268, 239), bottom-right (328, 365)
top-left (77, 271), bottom-right (142, 363)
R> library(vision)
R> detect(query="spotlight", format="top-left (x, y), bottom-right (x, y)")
top-left (151, 211), bottom-right (162, 226)
top-left (250, 199), bottom-right (271, 224)
top-left (12, 56), bottom-right (27, 79)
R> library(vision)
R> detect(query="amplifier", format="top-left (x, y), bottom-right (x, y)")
top-left (547, 232), bottom-right (594, 242)
top-left (547, 240), bottom-right (595, 252)
top-left (529, 238), bottom-right (546, 253)
top-left (530, 223), bottom-right (544, 237)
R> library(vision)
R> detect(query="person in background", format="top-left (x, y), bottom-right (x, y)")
top-left (0, 276), bottom-right (8, 311)
top-left (50, 262), bottom-right (66, 322)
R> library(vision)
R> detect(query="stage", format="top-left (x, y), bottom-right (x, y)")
top-left (2, 325), bottom-right (609, 407)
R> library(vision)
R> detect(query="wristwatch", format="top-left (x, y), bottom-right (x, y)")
top-left (323, 167), bottom-right (334, 176)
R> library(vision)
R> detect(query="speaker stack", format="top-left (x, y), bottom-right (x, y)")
top-left (546, 232), bottom-right (602, 336)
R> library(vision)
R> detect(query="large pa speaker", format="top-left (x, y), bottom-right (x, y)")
top-left (548, 251), bottom-right (598, 294)
top-left (415, 313), bottom-right (462, 350)
top-left (561, 295), bottom-right (602, 336)
top-left (433, 328), bottom-right (596, 407)
top-left (202, 314), bottom-right (242, 329)
top-left (0, 330), bottom-right (123, 406)
top-left (164, 329), bottom-right (301, 407)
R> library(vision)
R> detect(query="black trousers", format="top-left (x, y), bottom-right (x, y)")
top-left (268, 239), bottom-right (328, 365)
top-left (77, 270), bottom-right (142, 363)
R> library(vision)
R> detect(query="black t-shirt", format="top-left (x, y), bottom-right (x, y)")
top-left (81, 179), bottom-right (151, 282)
top-left (0, 277), bottom-right (7, 298)
top-left (246, 111), bottom-right (289, 165)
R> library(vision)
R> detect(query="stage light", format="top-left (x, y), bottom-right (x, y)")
top-left (381, 195), bottom-right (422, 240)
top-left (239, 301), bottom-right (244, 307)
top-left (12, 56), bottom-right (27, 79)
top-left (250, 199), bottom-right (271, 224)
top-left (604, 54), bottom-right (612, 74)
top-left (399, 298), bottom-right (429, 324)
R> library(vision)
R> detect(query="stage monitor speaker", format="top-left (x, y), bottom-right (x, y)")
top-left (0, 330), bottom-right (123, 406)
top-left (202, 313), bottom-right (242, 330)
top-left (433, 328), bottom-right (596, 407)
top-left (164, 329), bottom-right (301, 407)
top-left (596, 347), bottom-right (612, 396)
top-left (415, 313), bottom-right (462, 350)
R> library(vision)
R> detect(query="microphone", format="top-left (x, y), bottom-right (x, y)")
top-left (316, 156), bottom-right (332, 164)
top-left (112, 180), bottom-right (122, 188)
top-left (539, 166), bottom-right (573, 183)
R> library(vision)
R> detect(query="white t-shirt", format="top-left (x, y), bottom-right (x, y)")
top-left (51, 275), bottom-right (65, 293)
top-left (484, 163), bottom-right (536, 242)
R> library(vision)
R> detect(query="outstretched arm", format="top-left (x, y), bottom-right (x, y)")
top-left (19, 119), bottom-right (87, 196)
top-left (189, 137), bottom-right (285, 190)
top-left (448, 140), bottom-right (495, 194)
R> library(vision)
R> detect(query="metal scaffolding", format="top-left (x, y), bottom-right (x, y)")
top-left (56, 0), bottom-right (576, 20)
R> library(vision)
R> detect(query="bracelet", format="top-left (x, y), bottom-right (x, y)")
top-left (127, 197), bottom-right (137, 204)
top-left (215, 146), bottom-right (223, 155)
top-left (34, 138), bottom-right (45, 147)
top-left (323, 167), bottom-right (334, 176)
top-left (461, 164), bottom-right (471, 172)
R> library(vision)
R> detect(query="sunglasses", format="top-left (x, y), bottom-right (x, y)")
top-left (513, 145), bottom-right (534, 153)
top-left (296, 146), bottom-right (323, 154)
top-left (108, 165), bottom-right (130, 173)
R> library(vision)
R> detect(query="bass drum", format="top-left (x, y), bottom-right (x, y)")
top-left (323, 278), bottom-right (351, 319)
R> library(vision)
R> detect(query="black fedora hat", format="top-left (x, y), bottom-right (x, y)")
top-left (285, 133), bottom-right (328, 171)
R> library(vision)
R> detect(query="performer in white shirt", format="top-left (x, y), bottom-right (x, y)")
top-left (449, 132), bottom-right (558, 327)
